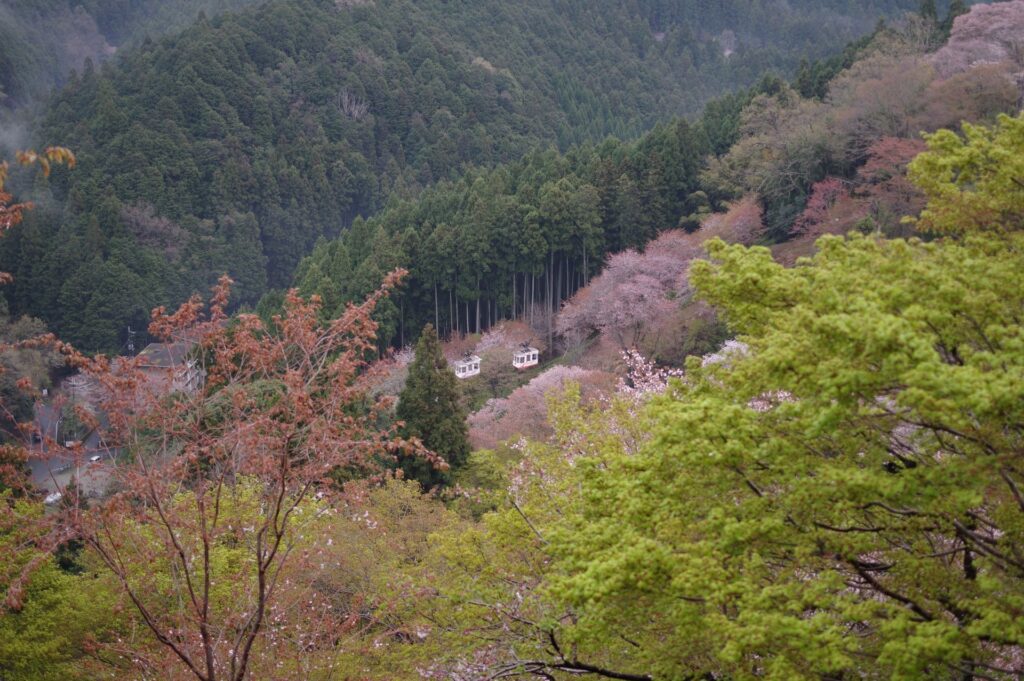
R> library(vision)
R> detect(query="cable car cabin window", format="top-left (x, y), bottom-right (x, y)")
top-left (513, 347), bottom-right (540, 369)
top-left (454, 355), bottom-right (481, 378)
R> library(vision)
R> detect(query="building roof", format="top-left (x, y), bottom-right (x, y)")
top-left (137, 341), bottom-right (194, 369)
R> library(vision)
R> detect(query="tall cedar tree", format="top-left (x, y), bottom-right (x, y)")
top-left (396, 324), bottom-right (469, 488)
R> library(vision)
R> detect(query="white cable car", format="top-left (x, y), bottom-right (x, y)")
top-left (512, 344), bottom-right (539, 370)
top-left (453, 353), bottom-right (481, 379)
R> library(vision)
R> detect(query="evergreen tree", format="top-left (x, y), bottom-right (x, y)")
top-left (396, 324), bottom-right (470, 488)
top-left (2, 0), bottom-right (928, 353)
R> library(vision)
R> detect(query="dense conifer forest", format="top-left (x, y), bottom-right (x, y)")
top-left (0, 0), bottom-right (263, 105)
top-left (1, 0), bottom-right (931, 353)
top-left (286, 1), bottom-right (1003, 355)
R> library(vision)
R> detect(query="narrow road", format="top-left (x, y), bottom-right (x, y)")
top-left (28, 396), bottom-right (111, 497)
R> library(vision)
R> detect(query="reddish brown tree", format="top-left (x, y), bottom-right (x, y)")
top-left (793, 177), bottom-right (847, 235)
top-left (0, 147), bottom-right (78, 604)
top-left (784, 138), bottom-right (928, 242)
top-left (8, 268), bottom-right (429, 680)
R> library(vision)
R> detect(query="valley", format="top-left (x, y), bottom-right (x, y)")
top-left (2, 1), bottom-right (1024, 680)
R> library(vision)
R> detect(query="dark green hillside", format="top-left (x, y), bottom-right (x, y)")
top-left (0, 0), bottom-right (263, 106)
top-left (286, 113), bottom-right (715, 351)
top-left (288, 2), bottom-right (1016, 354)
top-left (2, 0), bottom-right (927, 352)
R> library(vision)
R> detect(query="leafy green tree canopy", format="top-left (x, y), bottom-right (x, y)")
top-left (908, 112), bottom-right (1024, 235)
top-left (547, 111), bottom-right (1024, 680)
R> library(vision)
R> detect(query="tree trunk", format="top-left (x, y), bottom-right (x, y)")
top-left (532, 273), bottom-right (536, 326)
top-left (566, 255), bottom-right (570, 298)
top-left (434, 282), bottom-right (439, 332)
top-left (554, 255), bottom-right (562, 314)
top-left (548, 251), bottom-right (555, 351)
top-left (530, 273), bottom-right (534, 326)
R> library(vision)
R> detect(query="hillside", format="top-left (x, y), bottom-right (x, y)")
top-left (306, 0), bottom-right (1022, 477)
top-left (0, 0), bottom-right (264, 108)
top-left (287, 1), bottom-right (1017, 360)
top-left (2, 3), bottom-right (1024, 680)
top-left (1, 0), bottom-right (930, 353)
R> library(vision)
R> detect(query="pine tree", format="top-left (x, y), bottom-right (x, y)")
top-left (396, 324), bottom-right (470, 488)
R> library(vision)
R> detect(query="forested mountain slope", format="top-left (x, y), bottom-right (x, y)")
top-left (289, 2), bottom-right (1017, 356)
top-left (1, 0), bottom-right (929, 353)
top-left (0, 0), bottom-right (263, 107)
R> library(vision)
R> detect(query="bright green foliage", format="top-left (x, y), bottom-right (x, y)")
top-left (308, 478), bottom-right (467, 679)
top-left (0, 498), bottom-right (120, 680)
top-left (379, 386), bottom-right (659, 678)
top-left (549, 230), bottom-right (1024, 678)
top-left (544, 113), bottom-right (1024, 678)
top-left (0, 557), bottom-right (118, 680)
top-left (908, 112), bottom-right (1024, 235)
top-left (75, 477), bottom-right (358, 679)
top-left (396, 324), bottom-right (469, 487)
